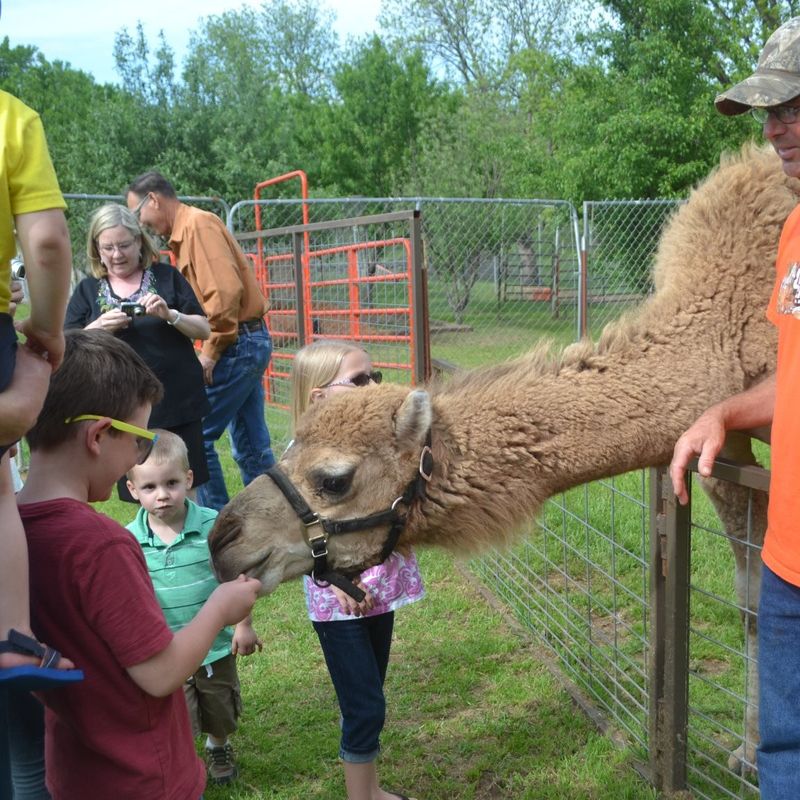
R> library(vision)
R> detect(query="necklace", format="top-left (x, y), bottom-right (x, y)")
top-left (97, 268), bottom-right (156, 313)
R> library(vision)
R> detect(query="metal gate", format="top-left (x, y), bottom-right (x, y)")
top-left (227, 207), bottom-right (429, 414)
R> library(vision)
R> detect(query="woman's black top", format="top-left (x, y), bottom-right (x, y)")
top-left (65, 262), bottom-right (210, 428)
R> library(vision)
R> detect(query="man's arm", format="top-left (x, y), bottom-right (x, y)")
top-left (185, 217), bottom-right (244, 362)
top-left (669, 373), bottom-right (776, 504)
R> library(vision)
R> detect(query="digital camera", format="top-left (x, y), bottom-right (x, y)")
top-left (120, 302), bottom-right (145, 318)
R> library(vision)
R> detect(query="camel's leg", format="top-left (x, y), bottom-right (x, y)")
top-left (697, 432), bottom-right (767, 777)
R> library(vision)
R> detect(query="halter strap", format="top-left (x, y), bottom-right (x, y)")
top-left (263, 433), bottom-right (433, 603)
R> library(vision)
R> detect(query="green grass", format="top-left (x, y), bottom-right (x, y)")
top-left (93, 433), bottom-right (656, 800)
top-left (27, 286), bottom-right (745, 796)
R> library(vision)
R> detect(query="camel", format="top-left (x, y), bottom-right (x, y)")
top-left (209, 143), bottom-right (800, 774)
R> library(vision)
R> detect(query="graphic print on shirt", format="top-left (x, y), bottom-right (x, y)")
top-left (777, 261), bottom-right (800, 315)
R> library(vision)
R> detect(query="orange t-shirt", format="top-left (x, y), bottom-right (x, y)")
top-left (763, 203), bottom-right (800, 585)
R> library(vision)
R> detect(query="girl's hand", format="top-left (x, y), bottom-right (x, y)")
top-left (332, 580), bottom-right (375, 616)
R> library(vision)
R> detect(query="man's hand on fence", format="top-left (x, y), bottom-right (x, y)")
top-left (669, 409), bottom-right (727, 505)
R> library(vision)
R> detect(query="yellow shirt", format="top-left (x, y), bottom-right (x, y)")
top-left (0, 91), bottom-right (66, 314)
top-left (168, 203), bottom-right (268, 361)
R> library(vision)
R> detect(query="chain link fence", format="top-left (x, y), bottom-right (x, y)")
top-left (582, 200), bottom-right (684, 339)
top-left (230, 198), bottom-right (582, 369)
top-left (60, 193), bottom-right (229, 283)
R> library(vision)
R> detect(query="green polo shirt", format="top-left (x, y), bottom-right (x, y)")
top-left (127, 498), bottom-right (232, 666)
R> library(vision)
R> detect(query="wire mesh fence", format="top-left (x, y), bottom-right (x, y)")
top-left (23, 186), bottom-right (758, 795)
top-left (471, 470), bottom-right (652, 754)
top-left (229, 210), bottom-right (423, 415)
top-left (678, 463), bottom-right (765, 799)
top-left (471, 456), bottom-right (768, 798)
top-left (582, 200), bottom-right (684, 339)
top-left (230, 197), bottom-right (582, 368)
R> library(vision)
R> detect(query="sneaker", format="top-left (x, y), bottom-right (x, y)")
top-left (205, 742), bottom-right (238, 785)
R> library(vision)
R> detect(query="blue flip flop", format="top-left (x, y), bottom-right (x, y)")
top-left (0, 629), bottom-right (83, 690)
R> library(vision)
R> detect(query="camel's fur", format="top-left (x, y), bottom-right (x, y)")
top-left (210, 143), bottom-right (800, 773)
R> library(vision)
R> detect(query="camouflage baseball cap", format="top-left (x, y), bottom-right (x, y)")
top-left (716, 17), bottom-right (800, 115)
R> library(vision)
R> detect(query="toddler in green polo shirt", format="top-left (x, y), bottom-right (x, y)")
top-left (126, 430), bottom-right (263, 786)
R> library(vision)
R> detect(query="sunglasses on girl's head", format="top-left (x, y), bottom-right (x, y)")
top-left (64, 415), bottom-right (158, 464)
top-left (323, 370), bottom-right (383, 389)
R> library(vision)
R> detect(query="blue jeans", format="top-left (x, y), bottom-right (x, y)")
top-left (196, 323), bottom-right (275, 511)
top-left (0, 689), bottom-right (49, 799)
top-left (757, 563), bottom-right (800, 798)
top-left (312, 612), bottom-right (394, 763)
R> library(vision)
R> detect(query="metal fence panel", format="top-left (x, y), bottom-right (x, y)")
top-left (230, 197), bottom-right (582, 369)
top-left (472, 471), bottom-right (652, 756)
top-left (229, 211), bottom-right (424, 436)
top-left (582, 200), bottom-right (684, 339)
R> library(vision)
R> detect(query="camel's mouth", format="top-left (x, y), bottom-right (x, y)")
top-left (242, 552), bottom-right (272, 580)
top-left (214, 550), bottom-right (271, 586)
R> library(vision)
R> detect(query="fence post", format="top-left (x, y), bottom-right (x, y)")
top-left (649, 466), bottom-right (691, 793)
top-left (409, 209), bottom-right (429, 382)
top-left (292, 231), bottom-right (307, 348)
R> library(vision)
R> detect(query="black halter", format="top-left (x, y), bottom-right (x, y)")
top-left (264, 435), bottom-right (433, 602)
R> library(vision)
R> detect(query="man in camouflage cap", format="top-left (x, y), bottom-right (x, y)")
top-left (671, 16), bottom-right (800, 798)
top-left (716, 17), bottom-right (800, 117)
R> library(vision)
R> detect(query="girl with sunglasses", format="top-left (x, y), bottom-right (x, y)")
top-left (289, 340), bottom-right (424, 800)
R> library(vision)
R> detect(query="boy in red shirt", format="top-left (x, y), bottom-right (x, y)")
top-left (17, 329), bottom-right (261, 799)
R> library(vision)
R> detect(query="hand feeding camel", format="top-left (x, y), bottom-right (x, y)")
top-left (210, 143), bottom-right (799, 774)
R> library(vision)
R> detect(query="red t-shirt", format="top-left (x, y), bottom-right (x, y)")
top-left (21, 498), bottom-right (205, 800)
top-left (764, 204), bottom-right (800, 585)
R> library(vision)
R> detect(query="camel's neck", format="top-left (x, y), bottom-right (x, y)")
top-left (409, 341), bottom-right (738, 549)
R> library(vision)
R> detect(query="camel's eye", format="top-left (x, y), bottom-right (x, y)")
top-left (312, 471), bottom-right (353, 497)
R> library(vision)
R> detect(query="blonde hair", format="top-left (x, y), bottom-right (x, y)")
top-left (290, 340), bottom-right (365, 432)
top-left (86, 203), bottom-right (159, 279)
top-left (127, 429), bottom-right (189, 482)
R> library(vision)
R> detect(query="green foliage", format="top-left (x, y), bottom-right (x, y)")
top-left (2, 0), bottom-right (797, 203)
top-left (316, 36), bottom-right (449, 196)
top-left (95, 437), bottom-right (655, 800)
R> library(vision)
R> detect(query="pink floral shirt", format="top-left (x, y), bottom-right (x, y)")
top-left (303, 550), bottom-right (425, 622)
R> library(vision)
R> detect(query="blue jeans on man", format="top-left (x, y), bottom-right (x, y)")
top-left (1, 688), bottom-right (50, 799)
top-left (196, 321), bottom-right (275, 511)
top-left (757, 563), bottom-right (800, 798)
top-left (312, 612), bottom-right (394, 762)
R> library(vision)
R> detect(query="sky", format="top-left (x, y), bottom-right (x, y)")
top-left (3, 0), bottom-right (383, 85)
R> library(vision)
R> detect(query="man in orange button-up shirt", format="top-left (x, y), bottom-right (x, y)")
top-left (127, 171), bottom-right (275, 510)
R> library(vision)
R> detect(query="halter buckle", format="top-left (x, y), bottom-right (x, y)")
top-left (307, 531), bottom-right (328, 559)
top-left (418, 445), bottom-right (433, 482)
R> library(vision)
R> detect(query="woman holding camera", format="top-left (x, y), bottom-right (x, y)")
top-left (65, 203), bottom-right (211, 499)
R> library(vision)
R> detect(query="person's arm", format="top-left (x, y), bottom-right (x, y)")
top-left (330, 580), bottom-right (375, 617)
top-left (231, 615), bottom-right (263, 656)
top-left (669, 373), bottom-right (776, 504)
top-left (139, 292), bottom-right (210, 340)
top-left (185, 217), bottom-right (244, 361)
top-left (0, 346), bottom-right (52, 444)
top-left (126, 574), bottom-right (260, 697)
top-left (15, 209), bottom-right (72, 369)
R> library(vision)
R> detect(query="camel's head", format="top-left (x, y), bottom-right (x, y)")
top-left (209, 384), bottom-right (432, 595)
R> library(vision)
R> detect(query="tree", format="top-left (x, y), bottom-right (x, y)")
top-left (380, 0), bottom-right (593, 91)
top-left (317, 36), bottom-right (451, 196)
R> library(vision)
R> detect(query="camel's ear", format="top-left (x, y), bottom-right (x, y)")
top-left (395, 389), bottom-right (432, 453)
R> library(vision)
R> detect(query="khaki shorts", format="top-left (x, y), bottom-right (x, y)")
top-left (183, 653), bottom-right (242, 739)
